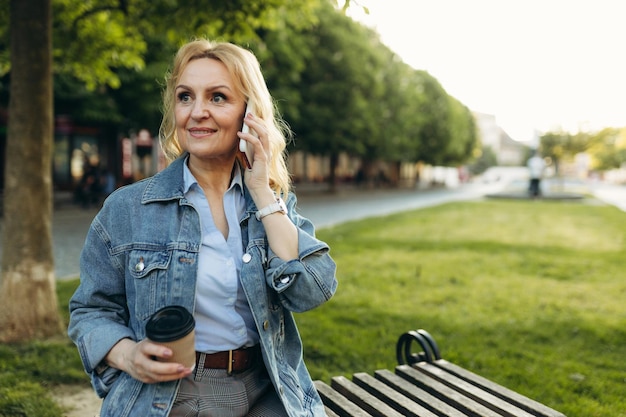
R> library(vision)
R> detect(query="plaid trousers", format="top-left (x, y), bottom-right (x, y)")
top-left (169, 358), bottom-right (287, 417)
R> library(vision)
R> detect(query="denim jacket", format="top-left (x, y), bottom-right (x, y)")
top-left (68, 156), bottom-right (338, 417)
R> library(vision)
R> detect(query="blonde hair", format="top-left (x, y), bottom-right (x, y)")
top-left (159, 39), bottom-right (291, 196)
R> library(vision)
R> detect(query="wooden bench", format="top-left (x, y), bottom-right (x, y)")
top-left (314, 329), bottom-right (566, 417)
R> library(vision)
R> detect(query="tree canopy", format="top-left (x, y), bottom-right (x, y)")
top-left (1, 0), bottom-right (479, 184)
top-left (248, 0), bottom-right (478, 179)
top-left (541, 127), bottom-right (626, 174)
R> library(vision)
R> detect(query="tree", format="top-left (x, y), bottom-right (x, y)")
top-left (541, 129), bottom-right (598, 175)
top-left (286, 2), bottom-right (388, 188)
top-left (586, 127), bottom-right (626, 171)
top-left (0, 0), bottom-right (62, 342)
top-left (412, 71), bottom-right (454, 165)
top-left (444, 96), bottom-right (478, 165)
top-left (540, 131), bottom-right (567, 175)
top-left (260, 1), bottom-right (479, 187)
top-left (468, 146), bottom-right (498, 175)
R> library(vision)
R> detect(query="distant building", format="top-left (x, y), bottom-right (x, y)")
top-left (474, 112), bottom-right (528, 166)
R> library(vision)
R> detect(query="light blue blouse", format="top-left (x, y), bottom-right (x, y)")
top-left (183, 161), bottom-right (259, 352)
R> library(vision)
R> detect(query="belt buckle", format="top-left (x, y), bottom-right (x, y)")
top-left (227, 349), bottom-right (234, 375)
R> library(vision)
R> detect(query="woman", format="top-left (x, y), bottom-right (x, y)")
top-left (68, 39), bottom-right (338, 417)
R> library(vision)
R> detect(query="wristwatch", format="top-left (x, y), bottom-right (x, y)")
top-left (255, 197), bottom-right (288, 220)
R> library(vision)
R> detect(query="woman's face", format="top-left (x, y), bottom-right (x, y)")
top-left (174, 58), bottom-right (246, 163)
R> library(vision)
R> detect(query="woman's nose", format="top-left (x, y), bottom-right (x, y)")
top-left (191, 100), bottom-right (209, 119)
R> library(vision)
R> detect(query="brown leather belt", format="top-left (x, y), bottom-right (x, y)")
top-left (195, 345), bottom-right (260, 374)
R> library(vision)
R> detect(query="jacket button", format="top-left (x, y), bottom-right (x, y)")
top-left (242, 253), bottom-right (252, 263)
top-left (263, 320), bottom-right (269, 330)
top-left (135, 257), bottom-right (145, 272)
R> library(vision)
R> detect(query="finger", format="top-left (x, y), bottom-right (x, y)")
top-left (145, 359), bottom-right (193, 382)
top-left (133, 340), bottom-right (193, 383)
top-left (135, 354), bottom-right (193, 383)
top-left (136, 339), bottom-right (173, 361)
top-left (244, 113), bottom-right (268, 143)
top-left (237, 133), bottom-right (268, 168)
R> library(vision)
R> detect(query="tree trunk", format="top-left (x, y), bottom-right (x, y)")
top-left (0, 0), bottom-right (62, 342)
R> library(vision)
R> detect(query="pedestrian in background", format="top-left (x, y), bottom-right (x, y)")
top-left (527, 150), bottom-right (546, 198)
top-left (75, 155), bottom-right (102, 208)
top-left (68, 38), bottom-right (338, 417)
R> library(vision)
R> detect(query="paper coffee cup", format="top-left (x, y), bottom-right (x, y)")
top-left (146, 306), bottom-right (196, 370)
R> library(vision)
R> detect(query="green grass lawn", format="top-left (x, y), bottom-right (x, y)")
top-left (1, 198), bottom-right (624, 416)
top-left (299, 199), bottom-right (626, 417)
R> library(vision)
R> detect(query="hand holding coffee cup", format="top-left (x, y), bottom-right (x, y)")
top-left (146, 306), bottom-right (196, 370)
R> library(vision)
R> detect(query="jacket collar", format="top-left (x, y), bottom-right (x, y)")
top-left (140, 155), bottom-right (187, 204)
top-left (140, 154), bottom-right (256, 214)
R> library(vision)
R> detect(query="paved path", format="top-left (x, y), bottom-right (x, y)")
top-left (590, 182), bottom-right (626, 212)
top-left (1, 179), bottom-right (625, 280)
top-left (295, 182), bottom-right (503, 229)
top-left (49, 182), bottom-right (503, 280)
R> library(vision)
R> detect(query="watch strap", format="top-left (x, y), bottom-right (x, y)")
top-left (255, 198), bottom-right (287, 220)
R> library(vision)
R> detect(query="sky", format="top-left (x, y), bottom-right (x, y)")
top-left (348, 0), bottom-right (626, 143)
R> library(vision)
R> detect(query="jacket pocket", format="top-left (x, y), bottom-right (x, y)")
top-left (129, 249), bottom-right (172, 320)
top-left (100, 372), bottom-right (143, 416)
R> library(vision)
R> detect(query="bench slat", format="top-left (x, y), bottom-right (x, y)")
top-left (314, 380), bottom-right (373, 417)
top-left (374, 369), bottom-right (469, 417)
top-left (413, 363), bottom-right (536, 417)
top-left (432, 359), bottom-right (566, 417)
top-left (395, 365), bottom-right (505, 417)
top-left (330, 376), bottom-right (405, 417)
top-left (325, 406), bottom-right (341, 417)
top-left (352, 372), bottom-right (439, 417)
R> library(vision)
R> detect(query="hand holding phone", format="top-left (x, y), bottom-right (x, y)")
top-left (239, 103), bottom-right (257, 169)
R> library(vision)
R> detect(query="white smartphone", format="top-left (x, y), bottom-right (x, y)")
top-left (239, 103), bottom-right (256, 168)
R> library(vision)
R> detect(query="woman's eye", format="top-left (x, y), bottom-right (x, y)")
top-left (211, 93), bottom-right (226, 104)
top-left (177, 92), bottom-right (192, 103)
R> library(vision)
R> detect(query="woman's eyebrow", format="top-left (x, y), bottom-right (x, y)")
top-left (175, 83), bottom-right (232, 91)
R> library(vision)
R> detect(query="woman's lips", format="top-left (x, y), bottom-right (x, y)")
top-left (188, 127), bottom-right (216, 137)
